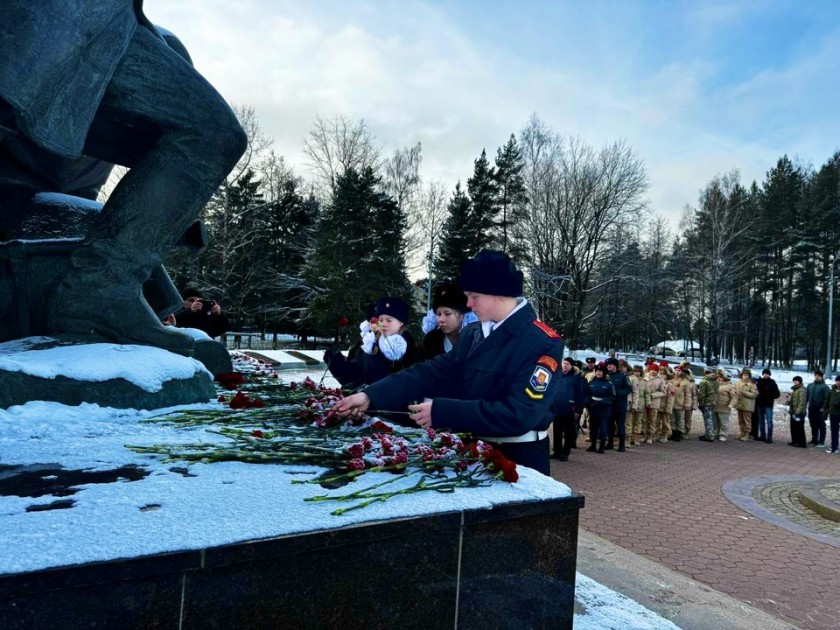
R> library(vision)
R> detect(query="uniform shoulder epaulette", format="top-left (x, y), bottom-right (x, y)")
top-left (532, 319), bottom-right (561, 339)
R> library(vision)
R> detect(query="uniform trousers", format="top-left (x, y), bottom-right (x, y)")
top-left (552, 414), bottom-right (578, 457)
top-left (656, 411), bottom-right (671, 440)
top-left (737, 410), bottom-right (753, 437)
top-left (643, 407), bottom-right (658, 440)
top-left (625, 410), bottom-right (644, 438)
top-left (713, 410), bottom-right (730, 438)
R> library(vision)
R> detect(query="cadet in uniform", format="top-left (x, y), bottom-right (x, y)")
top-left (333, 250), bottom-right (565, 475)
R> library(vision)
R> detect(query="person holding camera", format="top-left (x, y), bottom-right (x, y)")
top-left (167, 288), bottom-right (229, 338)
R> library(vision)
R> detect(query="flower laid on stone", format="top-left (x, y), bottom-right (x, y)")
top-left (127, 357), bottom-right (520, 515)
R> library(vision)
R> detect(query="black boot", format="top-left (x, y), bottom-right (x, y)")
top-left (597, 440), bottom-right (605, 454)
top-left (617, 437), bottom-right (626, 452)
top-left (605, 440), bottom-right (614, 450)
top-left (671, 430), bottom-right (682, 442)
top-left (586, 441), bottom-right (597, 452)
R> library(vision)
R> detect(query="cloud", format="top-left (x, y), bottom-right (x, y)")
top-left (142, 1), bottom-right (840, 230)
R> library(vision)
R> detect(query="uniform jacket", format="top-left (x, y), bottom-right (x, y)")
top-left (806, 381), bottom-right (830, 409)
top-left (586, 376), bottom-right (615, 410)
top-left (363, 304), bottom-right (565, 438)
top-left (608, 369), bottom-right (632, 412)
top-left (0, 1), bottom-right (161, 158)
top-left (715, 381), bottom-right (737, 414)
top-left (646, 373), bottom-right (666, 411)
top-left (663, 376), bottom-right (677, 414)
top-left (629, 375), bottom-right (651, 412)
top-left (697, 375), bottom-right (719, 408)
top-left (672, 376), bottom-right (695, 410)
top-left (328, 331), bottom-right (421, 390)
top-left (789, 384), bottom-right (806, 417)
top-left (552, 368), bottom-right (585, 418)
top-left (735, 378), bottom-right (758, 412)
top-left (756, 377), bottom-right (781, 408)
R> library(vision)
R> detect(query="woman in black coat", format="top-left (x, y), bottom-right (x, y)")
top-left (421, 283), bottom-right (475, 359)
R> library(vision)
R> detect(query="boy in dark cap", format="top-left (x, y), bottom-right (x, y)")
top-left (333, 250), bottom-right (565, 475)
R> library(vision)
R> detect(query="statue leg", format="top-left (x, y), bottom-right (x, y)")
top-left (47, 26), bottom-right (246, 352)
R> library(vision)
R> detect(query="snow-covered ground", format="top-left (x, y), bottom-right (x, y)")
top-left (0, 345), bottom-right (681, 629)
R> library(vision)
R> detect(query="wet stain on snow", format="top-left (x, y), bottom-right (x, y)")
top-left (0, 463), bottom-right (149, 501)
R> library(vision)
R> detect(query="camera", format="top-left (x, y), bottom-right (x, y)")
top-left (202, 299), bottom-right (216, 313)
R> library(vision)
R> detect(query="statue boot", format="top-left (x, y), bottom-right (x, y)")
top-left (47, 243), bottom-right (194, 354)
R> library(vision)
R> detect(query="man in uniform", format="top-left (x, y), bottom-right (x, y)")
top-left (333, 250), bottom-right (565, 475)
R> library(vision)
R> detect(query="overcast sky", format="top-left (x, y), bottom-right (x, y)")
top-left (145, 0), bottom-right (840, 228)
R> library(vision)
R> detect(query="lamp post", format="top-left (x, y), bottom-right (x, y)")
top-left (828, 256), bottom-right (838, 373)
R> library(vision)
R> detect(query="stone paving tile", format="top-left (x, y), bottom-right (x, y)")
top-left (551, 427), bottom-right (840, 630)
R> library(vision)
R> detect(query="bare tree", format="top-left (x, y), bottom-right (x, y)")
top-left (303, 115), bottom-right (380, 197)
top-left (413, 180), bottom-right (449, 308)
top-left (383, 143), bottom-right (424, 274)
top-left (519, 114), bottom-right (649, 346)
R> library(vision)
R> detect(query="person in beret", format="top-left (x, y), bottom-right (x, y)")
top-left (333, 250), bottom-right (565, 475)
top-left (421, 283), bottom-right (476, 359)
top-left (325, 296), bottom-right (421, 398)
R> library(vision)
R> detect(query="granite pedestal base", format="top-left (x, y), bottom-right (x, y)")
top-left (0, 494), bottom-right (584, 629)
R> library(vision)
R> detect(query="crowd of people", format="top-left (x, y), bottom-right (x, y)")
top-left (550, 357), bottom-right (840, 462)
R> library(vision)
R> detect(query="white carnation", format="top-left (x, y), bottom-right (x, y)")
top-left (421, 310), bottom-right (438, 334)
top-left (361, 331), bottom-right (376, 354)
top-left (379, 333), bottom-right (407, 360)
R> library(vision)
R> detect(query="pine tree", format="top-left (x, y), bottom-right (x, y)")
top-left (466, 149), bottom-right (498, 252)
top-left (433, 182), bottom-right (472, 282)
top-left (493, 134), bottom-right (528, 263)
top-left (303, 167), bottom-right (411, 336)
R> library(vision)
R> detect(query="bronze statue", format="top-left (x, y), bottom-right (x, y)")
top-left (0, 1), bottom-right (246, 353)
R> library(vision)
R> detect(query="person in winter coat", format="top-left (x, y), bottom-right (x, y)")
top-left (714, 370), bottom-right (736, 440)
top-left (645, 363), bottom-right (667, 443)
top-left (421, 283), bottom-right (475, 359)
top-left (332, 250), bottom-right (565, 475)
top-left (659, 367), bottom-right (678, 442)
top-left (605, 357), bottom-right (632, 451)
top-left (669, 366), bottom-right (694, 442)
top-left (755, 368), bottom-right (781, 443)
top-left (787, 376), bottom-right (808, 448)
top-left (551, 357), bottom-right (586, 461)
top-left (735, 369), bottom-right (759, 440)
top-left (824, 375), bottom-right (840, 454)
top-left (586, 362), bottom-right (615, 454)
top-left (806, 371), bottom-right (830, 446)
top-left (677, 361), bottom-right (697, 436)
top-left (626, 365), bottom-right (650, 447)
top-left (325, 297), bottom-right (421, 397)
top-left (697, 368), bottom-right (719, 442)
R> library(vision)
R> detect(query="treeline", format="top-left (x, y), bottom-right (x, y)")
top-left (162, 106), bottom-right (840, 368)
top-left (600, 154), bottom-right (840, 371)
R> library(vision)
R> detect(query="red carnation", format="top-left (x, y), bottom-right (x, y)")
top-left (371, 420), bottom-right (393, 433)
top-left (347, 458), bottom-right (366, 471)
top-left (338, 317), bottom-right (350, 327)
top-left (370, 317), bottom-right (379, 325)
top-left (347, 443), bottom-right (365, 458)
top-left (216, 372), bottom-right (245, 390)
top-left (217, 395), bottom-right (227, 403)
top-left (251, 430), bottom-right (264, 439)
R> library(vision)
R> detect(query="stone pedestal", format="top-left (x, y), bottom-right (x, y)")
top-left (0, 494), bottom-right (584, 629)
top-left (0, 337), bottom-right (215, 410)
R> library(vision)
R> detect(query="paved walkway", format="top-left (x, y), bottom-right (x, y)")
top-left (551, 421), bottom-right (840, 630)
